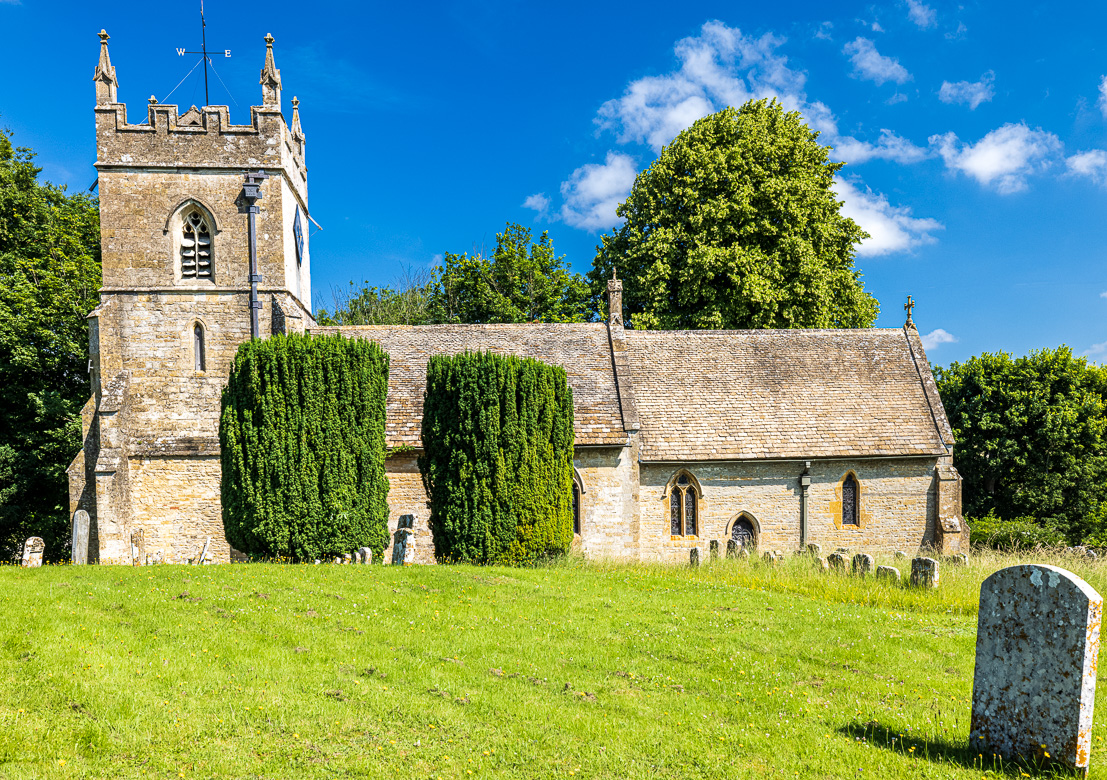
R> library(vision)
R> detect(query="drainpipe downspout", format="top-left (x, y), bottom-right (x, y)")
top-left (239, 170), bottom-right (269, 340)
top-left (800, 461), bottom-right (811, 549)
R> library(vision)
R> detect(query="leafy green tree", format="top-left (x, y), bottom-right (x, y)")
top-left (590, 100), bottom-right (878, 330)
top-left (419, 351), bottom-right (575, 564)
top-left (220, 333), bottom-right (391, 561)
top-left (432, 223), bottom-right (591, 324)
top-left (0, 127), bottom-right (101, 561)
top-left (936, 348), bottom-right (1107, 544)
top-left (316, 267), bottom-right (436, 326)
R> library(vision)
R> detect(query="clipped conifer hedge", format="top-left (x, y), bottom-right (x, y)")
top-left (220, 333), bottom-right (390, 561)
top-left (419, 351), bottom-right (575, 565)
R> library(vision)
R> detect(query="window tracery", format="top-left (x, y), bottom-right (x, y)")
top-left (669, 472), bottom-right (699, 537)
top-left (842, 473), bottom-right (859, 526)
top-left (181, 209), bottom-right (213, 278)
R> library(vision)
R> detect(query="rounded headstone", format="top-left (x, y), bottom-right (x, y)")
top-left (970, 565), bottom-right (1102, 774)
top-left (910, 557), bottom-right (939, 588)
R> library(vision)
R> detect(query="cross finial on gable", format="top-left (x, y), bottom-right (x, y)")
top-left (904, 295), bottom-right (915, 328)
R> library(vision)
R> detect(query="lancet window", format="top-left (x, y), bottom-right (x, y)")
top-left (193, 324), bottom-right (206, 372)
top-left (669, 472), bottom-right (699, 537)
top-left (181, 209), bottom-right (213, 278)
top-left (841, 473), bottom-right (860, 526)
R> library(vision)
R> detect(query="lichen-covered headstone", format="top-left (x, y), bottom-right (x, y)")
top-left (876, 565), bottom-right (901, 583)
top-left (709, 540), bottom-right (719, 561)
top-left (21, 537), bottom-right (44, 568)
top-left (827, 553), bottom-right (848, 571)
top-left (806, 543), bottom-right (822, 556)
top-left (970, 565), bottom-right (1102, 775)
top-left (71, 510), bottom-right (90, 566)
top-left (397, 514), bottom-right (414, 530)
top-left (726, 540), bottom-right (738, 560)
top-left (359, 547), bottom-right (372, 564)
top-left (946, 552), bottom-right (968, 567)
top-left (851, 553), bottom-right (874, 577)
top-left (689, 548), bottom-right (700, 567)
top-left (911, 557), bottom-right (939, 588)
top-left (816, 556), bottom-right (830, 571)
top-left (894, 550), bottom-right (908, 559)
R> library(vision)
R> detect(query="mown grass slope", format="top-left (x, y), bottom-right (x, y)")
top-left (0, 551), bottom-right (1103, 779)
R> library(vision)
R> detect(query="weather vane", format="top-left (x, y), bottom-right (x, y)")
top-left (175, 0), bottom-right (230, 107)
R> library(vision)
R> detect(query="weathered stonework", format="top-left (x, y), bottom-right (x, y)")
top-left (971, 565), bottom-right (1102, 775)
top-left (70, 30), bottom-right (963, 567)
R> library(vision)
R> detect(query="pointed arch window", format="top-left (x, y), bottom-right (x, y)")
top-left (841, 473), bottom-right (859, 526)
top-left (193, 323), bottom-right (206, 372)
top-left (669, 472), bottom-right (699, 537)
top-left (181, 209), bottom-right (213, 279)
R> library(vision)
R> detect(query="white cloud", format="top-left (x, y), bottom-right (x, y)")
top-left (843, 37), bottom-right (912, 85)
top-left (945, 22), bottom-right (968, 40)
top-left (1065, 149), bottom-right (1107, 184)
top-left (920, 328), bottom-right (958, 350)
top-left (813, 22), bottom-right (834, 41)
top-left (833, 129), bottom-right (929, 164)
top-left (929, 123), bottom-right (1062, 193)
top-left (905, 0), bottom-right (937, 28)
top-left (833, 177), bottom-right (944, 256)
top-left (1098, 76), bottom-right (1107, 119)
top-left (558, 152), bottom-right (638, 231)
top-left (522, 193), bottom-right (551, 217)
top-left (871, 21), bottom-right (884, 33)
top-left (939, 71), bottom-right (995, 110)
top-left (1084, 340), bottom-right (1107, 363)
top-left (1100, 291), bottom-right (1107, 299)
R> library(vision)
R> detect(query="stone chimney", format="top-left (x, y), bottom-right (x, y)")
top-left (607, 271), bottom-right (623, 327)
top-left (260, 33), bottom-right (282, 108)
top-left (93, 30), bottom-right (119, 105)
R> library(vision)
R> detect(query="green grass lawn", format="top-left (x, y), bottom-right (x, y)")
top-left (0, 551), bottom-right (1103, 779)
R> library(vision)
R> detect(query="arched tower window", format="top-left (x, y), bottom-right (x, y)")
top-left (841, 473), bottom-right (859, 526)
top-left (181, 209), bottom-right (213, 279)
top-left (669, 471), bottom-right (700, 537)
top-left (193, 323), bottom-right (206, 372)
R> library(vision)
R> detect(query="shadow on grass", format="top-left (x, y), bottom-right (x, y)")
top-left (838, 721), bottom-right (1079, 777)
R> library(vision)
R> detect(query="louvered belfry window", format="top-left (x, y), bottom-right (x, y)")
top-left (181, 210), bottom-right (213, 278)
top-left (842, 474), bottom-right (859, 526)
top-left (669, 473), bottom-right (698, 537)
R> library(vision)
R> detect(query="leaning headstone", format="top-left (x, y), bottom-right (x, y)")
top-left (894, 550), bottom-right (908, 560)
top-left (827, 553), bottom-right (848, 571)
top-left (851, 553), bottom-right (874, 577)
top-left (910, 557), bottom-right (939, 588)
top-left (689, 548), bottom-right (700, 567)
top-left (71, 510), bottom-right (90, 566)
top-left (806, 543), bottom-right (822, 556)
top-left (876, 565), bottom-right (901, 583)
top-left (970, 565), bottom-right (1102, 775)
top-left (21, 537), bottom-right (44, 568)
top-left (709, 540), bottom-right (719, 561)
top-left (725, 540), bottom-right (738, 560)
top-left (359, 547), bottom-right (372, 564)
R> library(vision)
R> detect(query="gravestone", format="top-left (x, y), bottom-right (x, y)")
top-left (392, 514), bottom-right (417, 565)
top-left (894, 550), bottom-right (908, 559)
top-left (876, 565), bottom-right (901, 583)
top-left (911, 557), bottom-right (939, 588)
top-left (359, 547), bottom-right (373, 564)
top-left (806, 543), bottom-right (822, 556)
top-left (737, 548), bottom-right (750, 561)
top-left (709, 540), bottom-right (719, 561)
top-left (343, 553), bottom-right (352, 565)
top-left (816, 556), bottom-right (830, 571)
top-left (762, 551), bottom-right (783, 565)
top-left (851, 553), bottom-right (874, 577)
top-left (131, 529), bottom-right (145, 566)
top-left (970, 565), bottom-right (1102, 775)
top-left (71, 510), bottom-right (90, 565)
top-left (827, 553), bottom-right (848, 571)
top-left (21, 537), bottom-right (44, 568)
top-left (945, 552), bottom-right (968, 567)
top-left (726, 540), bottom-right (738, 560)
top-left (689, 548), bottom-right (700, 567)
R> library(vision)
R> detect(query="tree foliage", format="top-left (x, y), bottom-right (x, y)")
top-left (419, 351), bottom-right (575, 564)
top-left (0, 126), bottom-right (101, 561)
top-left (590, 100), bottom-right (878, 330)
top-left (936, 347), bottom-right (1107, 544)
top-left (316, 267), bottom-right (437, 326)
top-left (220, 333), bottom-right (391, 561)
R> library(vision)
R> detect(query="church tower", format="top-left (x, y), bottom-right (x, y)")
top-left (68, 31), bottom-right (314, 564)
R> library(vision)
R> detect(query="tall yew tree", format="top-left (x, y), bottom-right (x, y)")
top-left (419, 352), bottom-right (575, 564)
top-left (0, 127), bottom-right (101, 561)
top-left (590, 100), bottom-right (878, 330)
top-left (220, 333), bottom-right (390, 561)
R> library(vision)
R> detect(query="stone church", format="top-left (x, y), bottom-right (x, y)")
top-left (68, 32), bottom-right (965, 565)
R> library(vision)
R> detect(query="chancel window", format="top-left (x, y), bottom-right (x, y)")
top-left (572, 482), bottom-right (581, 535)
top-left (193, 324), bottom-right (206, 372)
top-left (731, 516), bottom-right (756, 549)
top-left (842, 473), bottom-right (859, 526)
top-left (669, 472), bottom-right (699, 537)
top-left (181, 210), bottom-right (213, 278)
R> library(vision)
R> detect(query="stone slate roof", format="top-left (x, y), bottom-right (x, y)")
top-left (313, 324), bottom-right (627, 448)
top-left (317, 323), bottom-right (952, 461)
top-left (623, 328), bottom-right (950, 461)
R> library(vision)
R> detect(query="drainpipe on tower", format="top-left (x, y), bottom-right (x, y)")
top-left (239, 170), bottom-right (269, 339)
top-left (799, 461), bottom-right (811, 549)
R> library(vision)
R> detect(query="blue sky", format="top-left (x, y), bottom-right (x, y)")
top-left (3, 0), bottom-right (1105, 367)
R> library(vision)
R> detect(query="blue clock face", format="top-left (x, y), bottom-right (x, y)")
top-left (293, 208), bottom-right (304, 266)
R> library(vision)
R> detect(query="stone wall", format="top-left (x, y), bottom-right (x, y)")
top-left (577, 445), bottom-right (639, 560)
top-left (129, 455), bottom-right (226, 563)
top-left (638, 457), bottom-right (939, 562)
top-left (383, 454), bottom-right (435, 565)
